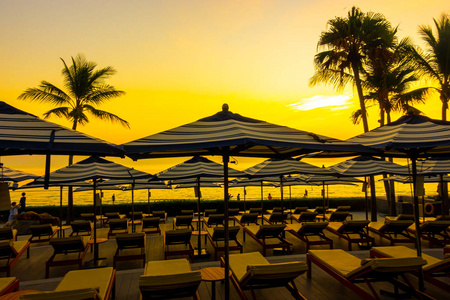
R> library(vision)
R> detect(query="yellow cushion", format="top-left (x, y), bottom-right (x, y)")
top-left (308, 249), bottom-right (361, 277)
top-left (139, 271), bottom-right (201, 290)
top-left (145, 258), bottom-right (191, 276)
top-left (371, 246), bottom-right (442, 271)
top-left (12, 240), bottom-right (29, 254)
top-left (245, 225), bottom-right (260, 236)
top-left (19, 288), bottom-right (99, 300)
top-left (55, 267), bottom-right (113, 300)
top-left (228, 252), bottom-right (269, 282)
top-left (240, 262), bottom-right (307, 284)
top-left (0, 277), bottom-right (16, 294)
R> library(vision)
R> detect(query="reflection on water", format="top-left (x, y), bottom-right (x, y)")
top-left (12, 181), bottom-right (439, 206)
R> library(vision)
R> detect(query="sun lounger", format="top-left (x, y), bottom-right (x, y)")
top-left (222, 251), bottom-right (307, 300)
top-left (46, 236), bottom-right (90, 278)
top-left (0, 277), bottom-right (19, 296)
top-left (243, 224), bottom-right (291, 256)
top-left (113, 233), bottom-right (146, 269)
top-left (128, 211), bottom-right (144, 226)
top-left (368, 220), bottom-right (415, 245)
top-left (325, 220), bottom-right (373, 251)
top-left (371, 245), bottom-right (450, 292)
top-left (228, 208), bottom-right (240, 225)
top-left (141, 217), bottom-right (161, 235)
top-left (263, 212), bottom-right (288, 224)
top-left (248, 207), bottom-right (262, 215)
top-left (164, 229), bottom-right (194, 262)
top-left (407, 220), bottom-right (450, 247)
top-left (20, 267), bottom-right (116, 300)
top-left (70, 221), bottom-right (93, 237)
top-left (307, 249), bottom-right (428, 300)
top-left (308, 206), bottom-right (328, 215)
top-left (0, 239), bottom-right (30, 276)
top-left (203, 214), bottom-right (225, 228)
top-left (139, 258), bottom-right (201, 300)
top-left (291, 207), bottom-right (308, 215)
top-left (181, 209), bottom-right (194, 216)
top-left (327, 205), bottom-right (351, 213)
top-left (173, 215), bottom-right (193, 230)
top-left (151, 210), bottom-right (167, 223)
top-left (266, 207), bottom-right (288, 215)
top-left (203, 209), bottom-right (217, 217)
top-left (385, 214), bottom-right (415, 221)
top-left (80, 213), bottom-right (104, 224)
top-left (286, 222), bottom-right (333, 251)
top-left (206, 226), bottom-right (243, 260)
top-left (107, 219), bottom-right (129, 238)
top-left (29, 224), bottom-right (59, 244)
top-left (291, 212), bottom-right (318, 223)
top-left (324, 211), bottom-right (351, 222)
top-left (104, 212), bottom-right (126, 226)
top-left (0, 228), bottom-right (18, 242)
top-left (235, 213), bottom-right (259, 227)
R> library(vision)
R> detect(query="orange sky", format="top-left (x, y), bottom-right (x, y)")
top-left (0, 0), bottom-right (448, 176)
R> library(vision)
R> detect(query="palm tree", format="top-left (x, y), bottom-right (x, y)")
top-left (408, 13), bottom-right (450, 120)
top-left (310, 6), bottom-right (393, 133)
top-left (18, 54), bottom-right (129, 221)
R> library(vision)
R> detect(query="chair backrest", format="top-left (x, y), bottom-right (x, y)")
top-left (105, 212), bottom-right (121, 219)
top-left (151, 211), bottom-right (166, 220)
top-left (421, 221), bottom-right (450, 234)
top-left (71, 221), bottom-right (92, 235)
top-left (175, 216), bottom-right (193, 227)
top-left (206, 214), bottom-right (225, 226)
top-left (328, 211), bottom-right (350, 222)
top-left (180, 210), bottom-right (194, 216)
top-left (297, 222), bottom-right (329, 236)
top-left (50, 237), bottom-right (85, 254)
top-left (268, 212), bottom-right (287, 223)
top-left (314, 206), bottom-right (328, 214)
top-left (204, 209), bottom-right (217, 217)
top-left (257, 225), bottom-right (286, 239)
top-left (0, 241), bottom-right (15, 259)
top-left (80, 213), bottom-right (95, 221)
top-left (139, 271), bottom-right (201, 300)
top-left (0, 228), bottom-right (14, 241)
top-left (271, 207), bottom-right (285, 213)
top-left (249, 207), bottom-right (262, 214)
top-left (335, 206), bottom-right (351, 212)
top-left (109, 219), bottom-right (128, 230)
top-left (338, 220), bottom-right (370, 234)
top-left (165, 229), bottom-right (192, 245)
top-left (142, 217), bottom-right (160, 229)
top-left (30, 224), bottom-right (53, 236)
top-left (228, 208), bottom-right (240, 216)
top-left (396, 214), bottom-right (415, 221)
top-left (240, 213), bottom-right (259, 225)
top-left (129, 211), bottom-right (144, 220)
top-left (292, 207), bottom-right (308, 214)
top-left (116, 233), bottom-right (145, 250)
top-left (381, 220), bottom-right (414, 234)
top-left (212, 226), bottom-right (240, 241)
top-left (436, 215), bottom-right (450, 221)
top-left (298, 212), bottom-right (318, 222)
top-left (240, 261), bottom-right (307, 287)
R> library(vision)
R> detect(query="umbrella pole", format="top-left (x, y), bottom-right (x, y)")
top-left (411, 158), bottom-right (425, 291)
top-left (364, 177), bottom-right (369, 220)
top-left (131, 179), bottom-right (135, 233)
top-left (93, 179), bottom-right (99, 265)
top-left (280, 176), bottom-right (284, 223)
top-left (243, 187), bottom-right (246, 211)
top-left (59, 186), bottom-right (63, 237)
top-left (222, 150), bottom-right (230, 300)
top-left (195, 177), bottom-right (206, 257)
top-left (322, 181), bottom-right (326, 218)
top-left (260, 181), bottom-right (264, 225)
top-left (440, 175), bottom-right (446, 218)
top-left (147, 189), bottom-right (151, 215)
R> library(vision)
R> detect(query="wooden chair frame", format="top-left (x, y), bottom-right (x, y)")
top-left (207, 226), bottom-right (243, 260)
top-left (243, 225), bottom-right (291, 256)
top-left (45, 236), bottom-right (89, 278)
top-left (325, 220), bottom-right (374, 251)
top-left (113, 233), bottom-right (146, 268)
top-left (164, 229), bottom-right (194, 262)
top-left (0, 240), bottom-right (30, 276)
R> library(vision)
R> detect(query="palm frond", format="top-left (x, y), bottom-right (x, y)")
top-left (83, 105), bottom-right (130, 128)
top-left (43, 107), bottom-right (70, 120)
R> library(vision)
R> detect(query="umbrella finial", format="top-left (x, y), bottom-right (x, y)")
top-left (222, 103), bottom-right (229, 112)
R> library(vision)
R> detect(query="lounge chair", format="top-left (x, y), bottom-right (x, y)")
top-left (29, 224), bottom-right (59, 244)
top-left (203, 214), bottom-right (225, 228)
top-left (107, 219), bottom-right (129, 238)
top-left (206, 226), bottom-right (243, 260)
top-left (139, 258), bottom-right (201, 300)
top-left (113, 233), bottom-right (146, 269)
top-left (0, 239), bottom-right (30, 276)
top-left (308, 249), bottom-right (429, 300)
top-left (104, 212), bottom-right (126, 226)
top-left (266, 207), bottom-right (287, 214)
top-left (291, 212), bottom-right (318, 223)
top-left (291, 207), bottom-right (308, 215)
top-left (371, 245), bottom-right (450, 292)
top-left (243, 224), bottom-right (291, 256)
top-left (407, 220), bottom-right (450, 247)
top-left (0, 277), bottom-right (19, 296)
top-left (325, 220), bottom-right (373, 251)
top-left (69, 221), bottom-right (93, 237)
top-left (129, 211), bottom-right (144, 226)
top-left (151, 210), bottom-right (167, 223)
top-left (228, 208), bottom-right (240, 225)
top-left (235, 213), bottom-right (259, 227)
top-left (173, 215), bottom-right (193, 230)
top-left (263, 212), bottom-right (288, 224)
top-left (309, 206), bottom-right (328, 215)
top-left (385, 214), bottom-right (415, 221)
top-left (327, 205), bottom-right (351, 213)
top-left (0, 228), bottom-right (17, 242)
top-left (46, 236), bottom-right (90, 278)
top-left (222, 251), bottom-right (307, 300)
top-left (286, 222), bottom-right (333, 251)
top-left (368, 220), bottom-right (415, 245)
top-left (248, 207), bottom-right (262, 215)
top-left (164, 229), bottom-right (194, 262)
top-left (181, 209), bottom-right (194, 216)
top-left (204, 209), bottom-right (217, 217)
top-left (80, 213), bottom-right (104, 224)
top-left (324, 211), bottom-right (351, 222)
top-left (20, 267), bottom-right (116, 300)
top-left (141, 217), bottom-right (161, 235)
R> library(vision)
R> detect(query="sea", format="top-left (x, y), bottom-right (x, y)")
top-left (12, 180), bottom-right (439, 207)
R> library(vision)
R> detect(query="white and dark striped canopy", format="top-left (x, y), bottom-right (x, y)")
top-left (380, 175), bottom-right (450, 183)
top-left (123, 104), bottom-right (374, 160)
top-left (0, 101), bottom-right (123, 156)
top-left (0, 166), bottom-right (39, 182)
top-left (25, 156), bottom-right (152, 185)
top-left (416, 158), bottom-right (450, 175)
top-left (347, 114), bottom-right (450, 158)
top-left (244, 158), bottom-right (334, 177)
top-left (154, 156), bottom-right (247, 180)
top-left (301, 174), bottom-right (363, 184)
top-left (328, 156), bottom-right (410, 177)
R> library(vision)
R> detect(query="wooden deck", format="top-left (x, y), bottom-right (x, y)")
top-left (3, 214), bottom-right (450, 299)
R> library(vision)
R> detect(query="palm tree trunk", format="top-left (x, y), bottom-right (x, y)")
top-left (352, 63), bottom-right (369, 132)
top-left (66, 121), bottom-right (78, 224)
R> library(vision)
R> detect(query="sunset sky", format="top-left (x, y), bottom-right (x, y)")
top-left (0, 0), bottom-right (448, 176)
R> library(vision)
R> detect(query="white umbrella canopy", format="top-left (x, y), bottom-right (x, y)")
top-left (380, 175), bottom-right (450, 183)
top-left (122, 104), bottom-right (375, 299)
top-left (0, 165), bottom-right (39, 183)
top-left (328, 156), bottom-right (411, 177)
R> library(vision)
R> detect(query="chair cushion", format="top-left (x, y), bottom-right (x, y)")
top-left (145, 258), bottom-right (191, 276)
top-left (229, 252), bottom-right (269, 282)
top-left (19, 288), bottom-right (100, 300)
top-left (240, 262), bottom-right (307, 284)
top-left (139, 271), bottom-right (201, 291)
top-left (0, 277), bottom-right (16, 294)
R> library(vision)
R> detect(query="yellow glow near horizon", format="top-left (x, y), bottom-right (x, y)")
top-left (288, 94), bottom-right (353, 111)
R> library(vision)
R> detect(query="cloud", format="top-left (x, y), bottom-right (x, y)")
top-left (288, 94), bottom-right (353, 111)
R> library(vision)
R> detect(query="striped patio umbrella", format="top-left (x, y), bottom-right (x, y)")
top-left (346, 114), bottom-right (450, 279)
top-left (328, 156), bottom-right (410, 177)
top-left (26, 156), bottom-right (152, 267)
top-left (123, 104), bottom-right (374, 298)
top-left (0, 165), bottom-right (39, 183)
top-left (154, 156), bottom-right (246, 258)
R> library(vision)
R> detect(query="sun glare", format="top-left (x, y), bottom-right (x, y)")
top-left (288, 95), bottom-right (353, 111)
